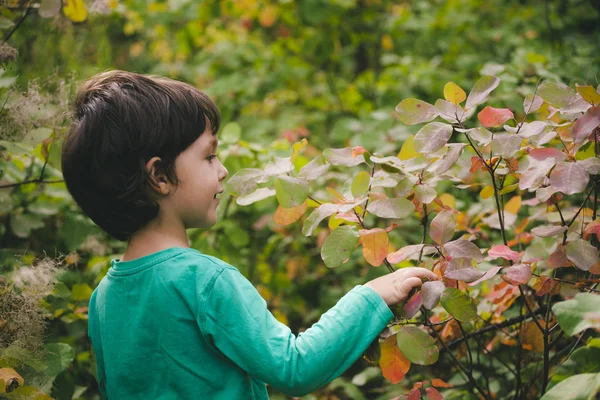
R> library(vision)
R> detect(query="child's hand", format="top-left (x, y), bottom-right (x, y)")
top-left (364, 267), bottom-right (439, 306)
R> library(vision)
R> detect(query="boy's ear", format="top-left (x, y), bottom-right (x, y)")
top-left (145, 157), bottom-right (171, 196)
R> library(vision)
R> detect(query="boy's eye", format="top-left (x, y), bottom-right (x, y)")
top-left (207, 154), bottom-right (217, 162)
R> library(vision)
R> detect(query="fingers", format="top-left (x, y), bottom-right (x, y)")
top-left (398, 267), bottom-right (439, 281)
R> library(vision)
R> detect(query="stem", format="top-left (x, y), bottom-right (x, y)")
top-left (419, 203), bottom-right (429, 262)
top-left (361, 163), bottom-right (376, 219)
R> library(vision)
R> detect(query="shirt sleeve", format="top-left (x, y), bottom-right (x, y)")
top-left (88, 290), bottom-right (108, 400)
top-left (199, 267), bottom-right (393, 397)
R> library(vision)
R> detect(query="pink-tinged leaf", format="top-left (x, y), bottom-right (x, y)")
top-left (435, 99), bottom-right (466, 123)
top-left (566, 239), bottom-right (599, 271)
top-left (444, 239), bottom-right (484, 262)
top-left (488, 245), bottom-right (521, 262)
top-left (429, 210), bottom-right (456, 245)
top-left (523, 94), bottom-right (543, 113)
top-left (359, 228), bottom-right (389, 267)
top-left (549, 162), bottom-right (590, 195)
top-left (379, 335), bottom-right (411, 384)
top-left (352, 146), bottom-right (368, 157)
top-left (572, 106), bottom-right (600, 144)
top-left (519, 158), bottom-right (555, 191)
top-left (466, 75), bottom-right (501, 109)
top-left (468, 266), bottom-right (502, 286)
top-left (547, 247), bottom-right (572, 269)
top-left (531, 225), bottom-right (567, 238)
top-left (502, 264), bottom-right (532, 285)
top-left (426, 387), bottom-right (444, 400)
top-left (414, 184), bottom-right (437, 204)
top-left (491, 133), bottom-right (522, 158)
top-left (538, 82), bottom-right (579, 109)
top-left (528, 147), bottom-right (566, 162)
top-left (414, 122), bottom-right (454, 153)
top-left (584, 220), bottom-right (600, 241)
top-left (421, 281), bottom-right (446, 309)
top-left (478, 106), bottom-right (515, 127)
top-left (407, 388), bottom-right (421, 400)
top-left (387, 244), bottom-right (427, 264)
top-left (429, 143), bottom-right (466, 175)
top-left (404, 292), bottom-right (423, 319)
top-left (580, 157), bottom-right (600, 175)
top-left (444, 258), bottom-right (485, 282)
top-left (395, 98), bottom-right (440, 125)
top-left (458, 126), bottom-right (493, 146)
top-left (535, 185), bottom-right (558, 203)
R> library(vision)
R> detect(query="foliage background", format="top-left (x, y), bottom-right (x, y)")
top-left (0, 0), bottom-right (599, 399)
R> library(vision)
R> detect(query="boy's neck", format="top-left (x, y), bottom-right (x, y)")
top-left (122, 218), bottom-right (189, 262)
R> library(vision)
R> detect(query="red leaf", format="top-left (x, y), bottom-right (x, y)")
top-left (426, 387), bottom-right (444, 400)
top-left (407, 388), bottom-right (422, 400)
top-left (379, 335), bottom-right (411, 384)
top-left (488, 245), bottom-right (520, 262)
top-left (477, 106), bottom-right (515, 127)
top-left (502, 264), bottom-right (532, 285)
top-left (404, 292), bottom-right (423, 318)
top-left (352, 146), bottom-right (368, 157)
top-left (528, 147), bottom-right (566, 162)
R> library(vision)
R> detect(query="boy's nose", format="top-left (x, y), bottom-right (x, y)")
top-left (219, 163), bottom-right (229, 181)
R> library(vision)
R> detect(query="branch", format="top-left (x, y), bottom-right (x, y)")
top-left (4, 1), bottom-right (34, 42)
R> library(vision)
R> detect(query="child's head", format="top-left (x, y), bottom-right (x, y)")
top-left (62, 70), bottom-right (228, 241)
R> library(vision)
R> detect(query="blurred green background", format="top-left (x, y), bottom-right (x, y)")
top-left (0, 0), bottom-right (599, 398)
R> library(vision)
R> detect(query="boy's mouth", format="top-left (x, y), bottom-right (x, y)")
top-left (214, 191), bottom-right (223, 199)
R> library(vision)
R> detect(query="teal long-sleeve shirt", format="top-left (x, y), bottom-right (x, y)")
top-left (88, 247), bottom-right (394, 399)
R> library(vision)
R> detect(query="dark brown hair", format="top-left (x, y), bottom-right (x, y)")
top-left (62, 70), bottom-right (220, 241)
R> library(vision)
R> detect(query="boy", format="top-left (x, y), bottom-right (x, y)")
top-left (61, 70), bottom-right (438, 399)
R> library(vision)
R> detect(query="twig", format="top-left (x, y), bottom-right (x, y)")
top-left (4, 1), bottom-right (34, 42)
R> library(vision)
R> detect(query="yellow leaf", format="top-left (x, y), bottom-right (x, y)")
top-left (0, 368), bottom-right (24, 393)
top-left (381, 34), bottom-right (394, 51)
top-left (291, 138), bottom-right (308, 163)
top-left (259, 5), bottom-right (278, 27)
top-left (520, 321), bottom-right (545, 353)
top-left (439, 193), bottom-right (456, 209)
top-left (274, 202), bottom-right (307, 225)
top-left (398, 135), bottom-right (418, 160)
top-left (504, 195), bottom-right (521, 215)
top-left (576, 85), bottom-right (600, 106)
top-left (63, 0), bottom-right (88, 22)
top-left (480, 185), bottom-right (494, 199)
top-left (326, 187), bottom-right (344, 201)
top-left (379, 335), bottom-right (411, 384)
top-left (359, 228), bottom-right (389, 266)
top-left (443, 82), bottom-right (466, 105)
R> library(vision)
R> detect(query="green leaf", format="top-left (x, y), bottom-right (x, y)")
top-left (366, 197), bottom-right (414, 219)
top-left (43, 343), bottom-right (74, 377)
top-left (395, 98), bottom-right (439, 125)
top-left (566, 239), bottom-right (599, 271)
top-left (236, 187), bottom-right (275, 206)
top-left (351, 171), bottom-right (370, 198)
top-left (0, 140), bottom-right (33, 156)
top-left (396, 326), bottom-right (439, 365)
top-left (440, 288), bottom-right (478, 322)
top-left (220, 122), bottom-right (241, 144)
top-left (323, 147), bottom-right (365, 166)
top-left (553, 293), bottom-right (600, 336)
top-left (22, 128), bottom-right (53, 148)
top-left (52, 282), bottom-right (71, 299)
top-left (275, 176), bottom-right (309, 208)
top-left (321, 226), bottom-right (359, 268)
top-left (0, 16), bottom-right (15, 29)
top-left (10, 214), bottom-right (45, 238)
top-left (302, 203), bottom-right (340, 237)
top-left (2, 385), bottom-right (54, 399)
top-left (413, 122), bottom-right (453, 154)
top-left (541, 373), bottom-right (600, 400)
top-left (465, 75), bottom-right (501, 109)
top-left (71, 284), bottom-right (93, 301)
top-left (550, 346), bottom-right (600, 389)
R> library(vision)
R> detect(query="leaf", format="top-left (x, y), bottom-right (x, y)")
top-left (444, 82), bottom-right (466, 105)
top-left (429, 143), bottom-right (465, 175)
top-left (367, 197), bottom-right (414, 219)
top-left (502, 264), bottom-right (532, 285)
top-left (519, 158), bottom-right (555, 191)
top-left (10, 214), bottom-right (45, 238)
top-left (360, 228), bottom-right (389, 267)
top-left (379, 335), bottom-right (411, 384)
top-left (302, 203), bottom-right (340, 236)
top-left (491, 133), bottom-right (522, 158)
top-left (504, 195), bottom-right (521, 214)
top-left (227, 168), bottom-right (267, 196)
top-left (468, 266), bottom-right (502, 286)
top-left (1, 386), bottom-right (54, 399)
top-left (538, 82), bottom-right (580, 109)
top-left (0, 16), bottom-right (15, 29)
top-left (435, 99), bottom-right (465, 124)
top-left (478, 106), bottom-right (515, 127)
top-left (554, 293), bottom-right (600, 336)
top-left (71, 283), bottom-right (93, 301)
top-left (351, 171), bottom-right (371, 198)
top-left (465, 127), bottom-right (493, 146)
top-left (425, 387), bottom-right (444, 400)
top-left (275, 176), bottom-right (309, 208)
top-left (517, 121), bottom-right (548, 138)
top-left (299, 156), bottom-right (330, 180)
top-left (396, 326), bottom-right (439, 365)
top-left (549, 162), bottom-right (589, 195)
top-left (529, 148), bottom-right (566, 162)
top-left (431, 378), bottom-right (453, 388)
top-left (576, 85), bottom-right (600, 106)
top-left (404, 293), bottom-right (423, 319)
top-left (566, 239), bottom-right (599, 271)
top-left (395, 98), bottom-right (439, 125)
top-left (444, 258), bottom-right (485, 282)
top-left (398, 135), bottom-right (419, 160)
top-left (414, 184), bottom-right (436, 204)
top-left (43, 343), bottom-right (74, 377)
top-left (39, 0), bottom-right (62, 18)
top-left (521, 321), bottom-right (545, 353)
top-left (523, 94), bottom-right (544, 113)
top-left (324, 147), bottom-right (365, 166)
top-left (440, 288), bottom-right (478, 322)
top-left (220, 122), bottom-right (242, 143)
top-left (540, 373), bottom-right (600, 400)
top-left (413, 122), bottom-right (454, 153)
top-left (551, 346), bottom-right (600, 388)
top-left (531, 225), bottom-right (567, 238)
top-left (488, 245), bottom-right (520, 262)
top-left (429, 210), bottom-right (455, 245)
top-left (0, 368), bottom-right (24, 393)
top-left (465, 76), bottom-right (501, 109)
top-left (63, 0), bottom-right (88, 22)
top-left (480, 185), bottom-right (494, 199)
top-left (387, 244), bottom-right (426, 264)
top-left (573, 107), bottom-right (600, 144)
top-left (422, 281), bottom-right (446, 309)
top-left (444, 239), bottom-right (484, 262)
top-left (321, 226), bottom-right (359, 268)
top-left (236, 187), bottom-right (276, 206)
top-left (274, 202), bottom-right (307, 225)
